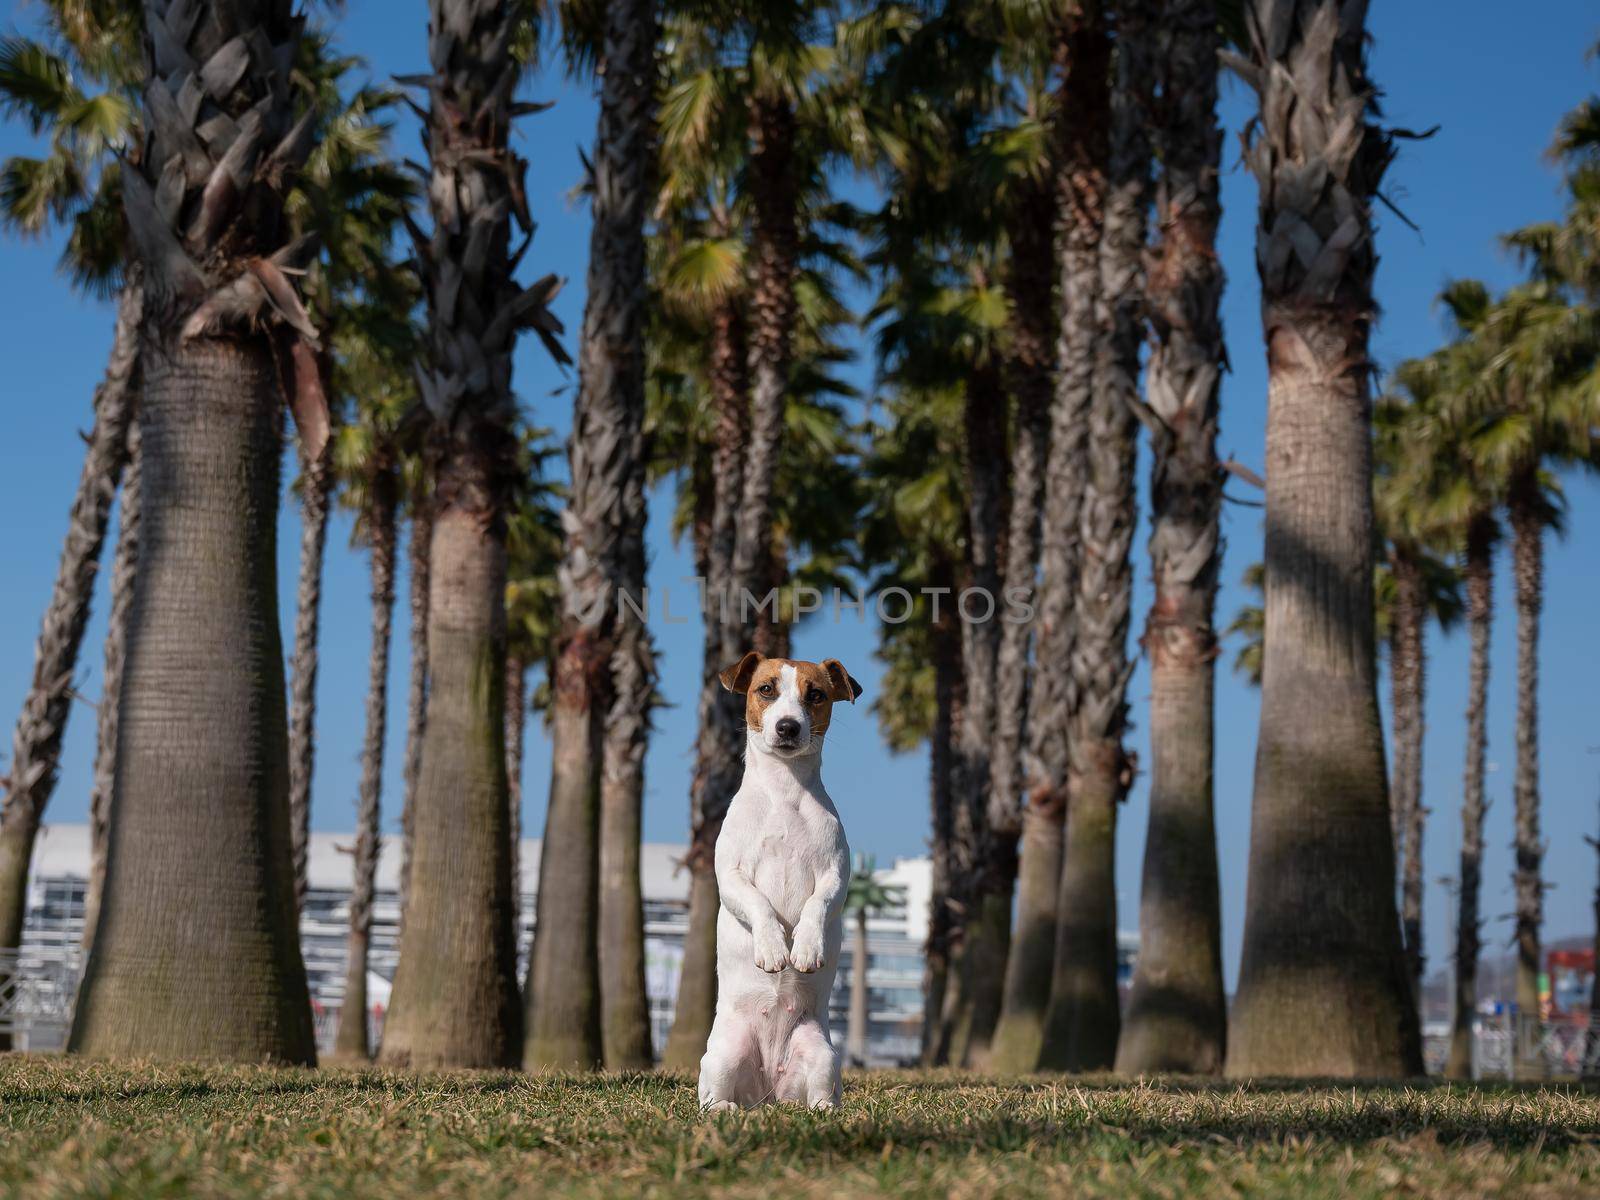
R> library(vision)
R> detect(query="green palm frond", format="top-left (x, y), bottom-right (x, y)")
top-left (0, 149), bottom-right (82, 234)
top-left (663, 236), bottom-right (746, 312)
top-left (0, 37), bottom-right (80, 132)
top-left (844, 854), bottom-right (906, 916)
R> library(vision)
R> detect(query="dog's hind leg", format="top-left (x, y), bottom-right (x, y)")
top-left (698, 1016), bottom-right (763, 1111)
top-left (774, 1019), bottom-right (841, 1109)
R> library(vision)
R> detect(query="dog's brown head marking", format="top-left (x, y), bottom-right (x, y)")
top-left (719, 652), bottom-right (863, 743)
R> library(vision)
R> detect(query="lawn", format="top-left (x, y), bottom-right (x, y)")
top-left (1, 1058), bottom-right (1596, 1198)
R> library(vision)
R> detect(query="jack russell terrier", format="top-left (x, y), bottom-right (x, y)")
top-left (698, 651), bottom-right (861, 1111)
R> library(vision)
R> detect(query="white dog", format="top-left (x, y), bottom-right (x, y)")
top-left (697, 652), bottom-right (861, 1110)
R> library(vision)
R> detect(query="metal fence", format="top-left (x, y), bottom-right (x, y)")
top-left (1424, 1015), bottom-right (1596, 1080)
top-left (0, 946), bottom-right (83, 1051)
top-left (311, 1005), bottom-right (385, 1056)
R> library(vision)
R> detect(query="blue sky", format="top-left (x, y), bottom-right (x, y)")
top-left (2, 0), bottom-right (1598, 990)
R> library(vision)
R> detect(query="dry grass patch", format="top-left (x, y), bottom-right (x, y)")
top-left (1, 1057), bottom-right (1597, 1197)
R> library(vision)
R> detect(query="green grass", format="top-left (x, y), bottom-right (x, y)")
top-left (2, 1058), bottom-right (1597, 1198)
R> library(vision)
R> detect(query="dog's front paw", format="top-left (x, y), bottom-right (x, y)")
top-left (753, 926), bottom-right (790, 973)
top-left (789, 929), bottom-right (825, 973)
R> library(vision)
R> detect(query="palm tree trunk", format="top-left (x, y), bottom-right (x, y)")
top-left (589, 0), bottom-right (658, 1072)
top-left (1508, 473), bottom-right (1545, 1080)
top-left (529, 0), bottom-right (655, 1074)
top-left (1040, 0), bottom-right (1149, 1074)
top-left (1387, 622), bottom-right (1410, 871)
top-left (1586, 812), bottom-right (1600, 1082)
top-left (848, 907), bottom-right (870, 1068)
top-left (1023, 0), bottom-right (1110, 1073)
top-left (68, 0), bottom-right (319, 1065)
top-left (287, 450), bottom-right (333, 916)
top-left (84, 421), bottom-right (141, 955)
top-left (1390, 551), bottom-right (1427, 1003)
top-left (664, 301), bottom-right (748, 1071)
top-left (381, 449), bottom-right (523, 1070)
top-left (384, 0), bottom-right (548, 1071)
top-left (1447, 515), bottom-right (1494, 1080)
top-left (505, 655), bottom-right (526, 932)
top-left (399, 502), bottom-right (431, 932)
top-left (921, 602), bottom-right (961, 1066)
top-left (0, 279), bottom-right (140, 984)
top-left (946, 360), bottom-right (1011, 1070)
top-left (1116, 0), bottom-right (1226, 1077)
top-left (990, 799), bottom-right (1063, 1073)
top-left (333, 478), bottom-right (398, 1063)
top-left (69, 334), bottom-right (315, 1064)
top-left (735, 92), bottom-right (797, 647)
top-left (988, 174), bottom-right (1058, 1075)
top-left (1227, 0), bottom-right (1420, 1078)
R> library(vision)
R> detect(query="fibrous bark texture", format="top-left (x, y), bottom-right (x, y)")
top-left (84, 420), bottom-right (142, 955)
top-left (1508, 477), bottom-right (1545, 1080)
top-left (594, 0), bottom-right (658, 1072)
top-left (383, 0), bottom-right (563, 1070)
top-left (1226, 0), bottom-right (1422, 1078)
top-left (1021, 0), bottom-right (1110, 1076)
top-left (288, 451), bottom-right (332, 915)
top-left (332, 476), bottom-right (397, 1063)
top-left (1389, 550), bottom-right (1427, 1004)
top-left (529, 0), bottom-right (656, 1073)
top-left (942, 365), bottom-right (1011, 1070)
top-left (69, 337), bottom-right (315, 1064)
top-left (1040, 0), bottom-right (1149, 1075)
top-left (663, 302), bottom-right (749, 1070)
top-left (921, 605), bottom-right (962, 1066)
top-left (69, 0), bottom-right (320, 1065)
top-left (1447, 516), bottom-right (1494, 1079)
top-left (1117, 0), bottom-right (1227, 1076)
top-left (0, 280), bottom-right (141, 977)
top-left (398, 502), bottom-right (431, 931)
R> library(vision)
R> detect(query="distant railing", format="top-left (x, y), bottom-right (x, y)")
top-left (311, 1004), bottom-right (385, 1057)
top-left (0, 946), bottom-right (83, 1051)
top-left (1425, 1015), bottom-right (1598, 1080)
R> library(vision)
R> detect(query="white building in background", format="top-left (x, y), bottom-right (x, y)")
top-left (8, 824), bottom-right (936, 1065)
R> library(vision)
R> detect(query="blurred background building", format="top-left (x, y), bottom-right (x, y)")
top-left (5, 823), bottom-right (1012, 1065)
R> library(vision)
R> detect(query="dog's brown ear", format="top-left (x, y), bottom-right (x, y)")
top-left (719, 651), bottom-right (763, 694)
top-left (820, 658), bottom-right (863, 703)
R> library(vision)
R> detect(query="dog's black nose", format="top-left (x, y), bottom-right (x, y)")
top-left (775, 717), bottom-right (801, 741)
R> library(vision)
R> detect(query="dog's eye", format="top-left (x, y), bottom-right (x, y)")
top-left (757, 682), bottom-right (776, 697)
top-left (806, 688), bottom-right (825, 705)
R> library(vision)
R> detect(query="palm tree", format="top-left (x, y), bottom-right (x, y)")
top-left (526, 0), bottom-right (658, 1072)
top-left (286, 435), bottom-right (334, 915)
top-left (398, 484), bottom-right (431, 931)
top-left (860, 387), bottom-right (965, 1066)
top-left (284, 46), bottom-right (418, 916)
top-left (1373, 380), bottom-right (1465, 1009)
top-left (504, 429), bottom-right (564, 942)
top-left (0, 14), bottom-right (142, 985)
top-left (1416, 281), bottom-right (1506, 1082)
top-left (83, 420), bottom-right (140, 955)
top-left (69, 0), bottom-right (322, 1063)
top-left (1225, 563), bottom-right (1265, 686)
top-left (843, 855), bottom-right (905, 1068)
top-left (1038, 0), bottom-right (1151, 1075)
top-left (1012, 0), bottom-right (1109, 1076)
top-left (1450, 276), bottom-right (1597, 1078)
top-left (1116, 0), bottom-right (1228, 1077)
top-left (328, 362), bottom-right (406, 1064)
top-left (655, 207), bottom-right (751, 1069)
top-left (1448, 504), bottom-right (1499, 1081)
top-left (379, 0), bottom-right (569, 1071)
top-left (985, 114), bottom-right (1063, 1078)
top-left (654, 5), bottom-right (846, 1064)
top-left (1224, 0), bottom-right (1421, 1077)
